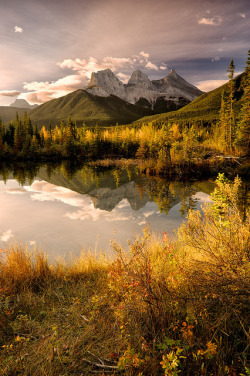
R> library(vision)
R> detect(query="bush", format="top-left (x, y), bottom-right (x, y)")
top-left (0, 174), bottom-right (249, 375)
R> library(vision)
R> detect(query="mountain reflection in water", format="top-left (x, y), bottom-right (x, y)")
top-left (0, 162), bottom-right (247, 260)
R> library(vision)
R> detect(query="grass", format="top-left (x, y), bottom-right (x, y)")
top-left (0, 175), bottom-right (249, 375)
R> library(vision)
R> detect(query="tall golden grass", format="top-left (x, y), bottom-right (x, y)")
top-left (0, 174), bottom-right (249, 375)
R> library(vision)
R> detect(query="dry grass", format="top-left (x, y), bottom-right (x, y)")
top-left (0, 175), bottom-right (249, 375)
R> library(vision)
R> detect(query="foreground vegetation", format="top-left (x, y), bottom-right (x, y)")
top-left (0, 175), bottom-right (249, 375)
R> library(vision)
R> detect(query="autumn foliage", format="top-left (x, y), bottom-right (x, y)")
top-left (0, 175), bottom-right (249, 375)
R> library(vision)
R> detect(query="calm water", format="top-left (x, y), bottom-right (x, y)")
top-left (0, 162), bottom-right (240, 260)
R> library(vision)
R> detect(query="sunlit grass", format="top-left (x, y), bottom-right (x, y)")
top-left (0, 175), bottom-right (249, 375)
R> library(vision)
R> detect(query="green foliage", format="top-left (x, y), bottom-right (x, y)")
top-left (28, 89), bottom-right (154, 128)
top-left (236, 50), bottom-right (250, 153)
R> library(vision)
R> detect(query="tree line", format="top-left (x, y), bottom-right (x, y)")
top-left (0, 52), bottom-right (249, 168)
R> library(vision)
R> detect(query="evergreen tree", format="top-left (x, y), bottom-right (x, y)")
top-left (14, 115), bottom-right (25, 153)
top-left (219, 90), bottom-right (228, 148)
top-left (236, 50), bottom-right (250, 154)
top-left (0, 120), bottom-right (5, 154)
top-left (227, 59), bottom-right (236, 151)
top-left (219, 59), bottom-right (236, 151)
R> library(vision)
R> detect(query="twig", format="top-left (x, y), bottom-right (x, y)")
top-left (87, 350), bottom-right (104, 365)
top-left (82, 358), bottom-right (120, 371)
top-left (80, 314), bottom-right (90, 322)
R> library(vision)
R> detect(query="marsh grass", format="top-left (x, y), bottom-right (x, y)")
top-left (0, 175), bottom-right (249, 375)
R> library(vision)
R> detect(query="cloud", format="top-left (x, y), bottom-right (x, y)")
top-left (139, 51), bottom-right (150, 59)
top-left (192, 192), bottom-right (212, 203)
top-left (20, 91), bottom-right (54, 104)
top-left (198, 16), bottom-right (222, 26)
top-left (64, 205), bottom-right (148, 224)
top-left (25, 179), bottom-right (156, 226)
top-left (0, 90), bottom-right (21, 97)
top-left (0, 230), bottom-right (14, 242)
top-left (196, 79), bottom-right (228, 92)
top-left (21, 51), bottom-right (166, 104)
top-left (145, 61), bottom-right (159, 70)
top-left (14, 26), bottom-right (23, 33)
top-left (239, 13), bottom-right (246, 18)
top-left (21, 74), bottom-right (84, 103)
top-left (144, 211), bottom-right (156, 218)
top-left (57, 51), bottom-right (157, 77)
top-left (26, 180), bottom-right (86, 207)
top-left (160, 64), bottom-right (168, 70)
top-left (6, 187), bottom-right (27, 195)
top-left (117, 72), bottom-right (131, 83)
top-left (211, 57), bottom-right (221, 62)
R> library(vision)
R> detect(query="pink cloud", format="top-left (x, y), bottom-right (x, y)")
top-left (21, 74), bottom-right (86, 103)
top-left (196, 79), bottom-right (228, 92)
top-left (0, 90), bottom-right (21, 97)
top-left (198, 16), bottom-right (222, 26)
top-left (145, 61), bottom-right (159, 70)
top-left (14, 26), bottom-right (23, 33)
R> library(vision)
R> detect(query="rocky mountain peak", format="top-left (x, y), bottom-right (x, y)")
top-left (168, 69), bottom-right (178, 78)
top-left (128, 70), bottom-right (150, 86)
top-left (87, 69), bottom-right (126, 98)
top-left (86, 68), bottom-right (203, 112)
top-left (10, 98), bottom-right (37, 109)
top-left (89, 69), bottom-right (123, 87)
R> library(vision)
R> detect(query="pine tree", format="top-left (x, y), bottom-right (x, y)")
top-left (227, 59), bottom-right (236, 151)
top-left (219, 59), bottom-right (236, 151)
top-left (219, 90), bottom-right (228, 148)
top-left (236, 50), bottom-right (250, 154)
top-left (0, 120), bottom-right (5, 152)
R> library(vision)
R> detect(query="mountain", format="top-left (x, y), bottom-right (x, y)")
top-left (0, 99), bottom-right (38, 124)
top-left (0, 106), bottom-right (30, 124)
top-left (10, 99), bottom-right (38, 109)
top-left (134, 72), bottom-right (245, 126)
top-left (26, 68), bottom-right (203, 128)
top-left (86, 68), bottom-right (203, 113)
top-left (29, 89), bottom-right (154, 128)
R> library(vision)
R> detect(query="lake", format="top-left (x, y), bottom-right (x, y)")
top-left (0, 161), bottom-right (246, 260)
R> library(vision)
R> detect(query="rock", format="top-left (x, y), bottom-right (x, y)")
top-left (88, 69), bottom-right (127, 99)
top-left (86, 68), bottom-right (203, 113)
top-left (10, 99), bottom-right (38, 109)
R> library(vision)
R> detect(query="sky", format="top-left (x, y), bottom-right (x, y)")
top-left (0, 0), bottom-right (249, 106)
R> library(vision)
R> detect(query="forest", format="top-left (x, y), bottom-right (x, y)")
top-left (0, 54), bottom-right (249, 178)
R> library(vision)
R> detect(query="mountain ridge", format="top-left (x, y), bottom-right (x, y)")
top-left (86, 68), bottom-right (203, 111)
top-left (134, 72), bottom-right (245, 126)
top-left (2, 68), bottom-right (204, 127)
top-left (29, 89), bottom-right (155, 128)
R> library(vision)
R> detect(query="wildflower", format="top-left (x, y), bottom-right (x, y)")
top-left (163, 232), bottom-right (168, 243)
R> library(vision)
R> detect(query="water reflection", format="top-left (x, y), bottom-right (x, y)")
top-left (0, 161), bottom-right (248, 259)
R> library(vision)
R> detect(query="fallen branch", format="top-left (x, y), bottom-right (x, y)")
top-left (215, 155), bottom-right (242, 165)
top-left (82, 357), bottom-right (120, 371)
top-left (82, 351), bottom-right (122, 373)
